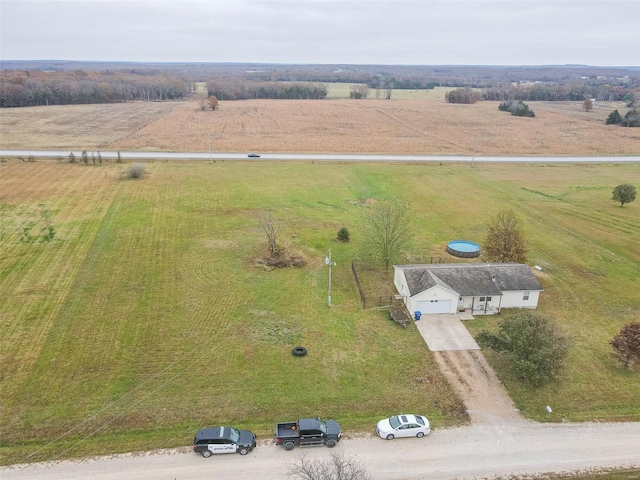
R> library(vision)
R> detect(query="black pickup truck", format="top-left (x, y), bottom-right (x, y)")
top-left (274, 417), bottom-right (341, 451)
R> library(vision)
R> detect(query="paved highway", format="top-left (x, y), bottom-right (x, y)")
top-left (1, 150), bottom-right (639, 163)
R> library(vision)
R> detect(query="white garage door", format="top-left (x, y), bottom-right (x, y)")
top-left (416, 300), bottom-right (452, 314)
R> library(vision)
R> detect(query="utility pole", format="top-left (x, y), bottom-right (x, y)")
top-left (325, 249), bottom-right (336, 307)
top-left (208, 133), bottom-right (211, 163)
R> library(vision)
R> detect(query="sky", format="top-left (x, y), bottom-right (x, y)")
top-left (1, 0), bottom-right (639, 66)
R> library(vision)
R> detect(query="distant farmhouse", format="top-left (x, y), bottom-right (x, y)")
top-left (394, 263), bottom-right (543, 315)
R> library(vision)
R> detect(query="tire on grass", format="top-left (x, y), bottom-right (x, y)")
top-left (292, 346), bottom-right (307, 356)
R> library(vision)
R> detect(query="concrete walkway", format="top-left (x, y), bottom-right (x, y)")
top-left (415, 314), bottom-right (480, 351)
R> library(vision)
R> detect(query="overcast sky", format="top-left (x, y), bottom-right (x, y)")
top-left (1, 0), bottom-right (639, 66)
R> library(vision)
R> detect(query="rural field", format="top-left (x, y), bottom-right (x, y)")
top-left (1, 158), bottom-right (639, 466)
top-left (1, 95), bottom-right (639, 155)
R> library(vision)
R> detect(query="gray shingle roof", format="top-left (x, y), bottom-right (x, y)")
top-left (397, 263), bottom-right (542, 297)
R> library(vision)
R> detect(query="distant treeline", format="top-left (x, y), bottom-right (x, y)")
top-left (2, 67), bottom-right (638, 107)
top-left (0, 70), bottom-right (191, 107)
top-left (205, 79), bottom-right (327, 100)
top-left (482, 82), bottom-right (634, 102)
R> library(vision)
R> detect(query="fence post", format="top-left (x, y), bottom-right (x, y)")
top-left (351, 261), bottom-right (366, 309)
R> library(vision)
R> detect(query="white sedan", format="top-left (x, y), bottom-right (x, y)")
top-left (376, 414), bottom-right (430, 440)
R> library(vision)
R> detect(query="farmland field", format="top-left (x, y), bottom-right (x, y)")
top-left (1, 97), bottom-right (638, 155)
top-left (1, 94), bottom-right (640, 465)
top-left (1, 158), bottom-right (639, 465)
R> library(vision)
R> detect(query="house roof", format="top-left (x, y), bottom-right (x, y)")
top-left (396, 263), bottom-right (543, 297)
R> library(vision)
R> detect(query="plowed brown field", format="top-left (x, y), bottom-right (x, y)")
top-left (1, 98), bottom-right (638, 155)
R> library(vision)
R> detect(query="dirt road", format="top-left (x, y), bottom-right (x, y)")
top-left (3, 421), bottom-right (640, 480)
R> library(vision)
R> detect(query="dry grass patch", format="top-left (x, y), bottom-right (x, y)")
top-left (103, 99), bottom-right (640, 156)
top-left (0, 102), bottom-right (184, 150)
top-left (2, 98), bottom-right (638, 155)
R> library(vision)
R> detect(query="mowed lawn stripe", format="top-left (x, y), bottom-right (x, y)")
top-left (0, 163), bottom-right (123, 401)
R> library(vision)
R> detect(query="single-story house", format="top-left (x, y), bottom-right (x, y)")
top-left (393, 263), bottom-right (543, 315)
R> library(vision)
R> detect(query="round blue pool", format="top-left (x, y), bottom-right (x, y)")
top-left (447, 240), bottom-right (481, 258)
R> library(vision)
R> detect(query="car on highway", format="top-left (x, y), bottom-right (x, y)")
top-left (193, 426), bottom-right (257, 457)
top-left (376, 414), bottom-right (430, 440)
top-left (248, 153), bottom-right (260, 158)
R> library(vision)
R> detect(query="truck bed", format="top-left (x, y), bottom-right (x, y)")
top-left (275, 422), bottom-right (299, 439)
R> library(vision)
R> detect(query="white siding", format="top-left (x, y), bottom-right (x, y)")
top-left (393, 267), bottom-right (410, 308)
top-left (500, 290), bottom-right (540, 309)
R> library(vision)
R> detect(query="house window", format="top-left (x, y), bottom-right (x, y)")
top-left (523, 290), bottom-right (530, 300)
top-left (479, 297), bottom-right (485, 302)
top-left (486, 296), bottom-right (492, 301)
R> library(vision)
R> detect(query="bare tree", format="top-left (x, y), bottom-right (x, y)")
top-left (286, 452), bottom-right (371, 480)
top-left (611, 322), bottom-right (640, 369)
top-left (360, 200), bottom-right (412, 272)
top-left (583, 98), bottom-right (593, 112)
top-left (484, 209), bottom-right (528, 263)
top-left (384, 83), bottom-right (393, 100)
top-left (197, 93), bottom-right (208, 111)
top-left (260, 211), bottom-right (282, 257)
top-left (349, 85), bottom-right (369, 99)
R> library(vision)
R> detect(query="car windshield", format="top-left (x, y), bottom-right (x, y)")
top-left (389, 416), bottom-right (401, 429)
top-left (318, 419), bottom-right (327, 434)
top-left (229, 428), bottom-right (240, 443)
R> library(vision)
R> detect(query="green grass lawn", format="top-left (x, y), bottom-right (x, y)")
top-left (1, 160), bottom-right (639, 464)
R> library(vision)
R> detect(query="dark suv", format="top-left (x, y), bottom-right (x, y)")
top-left (193, 426), bottom-right (257, 457)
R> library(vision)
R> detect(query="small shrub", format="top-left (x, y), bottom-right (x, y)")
top-left (623, 108), bottom-right (640, 127)
top-left (337, 227), bottom-right (350, 242)
top-left (127, 163), bottom-right (146, 179)
top-left (68, 152), bottom-right (77, 163)
top-left (499, 100), bottom-right (535, 117)
top-left (606, 109), bottom-right (622, 125)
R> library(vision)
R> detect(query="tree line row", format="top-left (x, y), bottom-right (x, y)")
top-left (446, 85), bottom-right (637, 104)
top-left (0, 71), bottom-right (191, 107)
top-left (205, 80), bottom-right (328, 100)
top-left (1, 69), bottom-right (637, 107)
